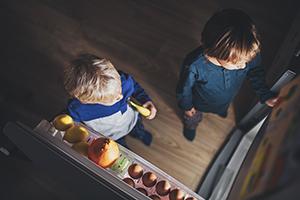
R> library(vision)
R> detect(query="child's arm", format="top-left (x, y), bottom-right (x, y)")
top-left (176, 64), bottom-right (197, 111)
top-left (132, 80), bottom-right (151, 105)
top-left (131, 76), bottom-right (157, 119)
top-left (246, 54), bottom-right (278, 104)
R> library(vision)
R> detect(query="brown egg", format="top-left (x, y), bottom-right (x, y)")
top-left (128, 163), bottom-right (143, 179)
top-left (136, 187), bottom-right (148, 196)
top-left (149, 194), bottom-right (161, 200)
top-left (169, 188), bottom-right (185, 200)
top-left (123, 177), bottom-right (135, 187)
top-left (185, 197), bottom-right (197, 200)
top-left (155, 180), bottom-right (171, 196)
top-left (142, 172), bottom-right (157, 187)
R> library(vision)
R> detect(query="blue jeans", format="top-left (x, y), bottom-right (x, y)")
top-left (116, 115), bottom-right (147, 146)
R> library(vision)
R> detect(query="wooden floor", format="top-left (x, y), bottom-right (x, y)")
top-left (0, 0), bottom-right (299, 198)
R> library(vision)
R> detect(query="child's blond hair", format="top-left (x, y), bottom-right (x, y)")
top-left (201, 9), bottom-right (260, 64)
top-left (64, 54), bottom-right (121, 104)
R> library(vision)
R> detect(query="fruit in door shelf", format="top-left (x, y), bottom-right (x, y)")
top-left (88, 138), bottom-right (120, 168)
top-left (63, 125), bottom-right (89, 143)
top-left (53, 114), bottom-right (74, 131)
top-left (72, 141), bottom-right (89, 156)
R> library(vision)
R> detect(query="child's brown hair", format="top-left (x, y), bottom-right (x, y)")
top-left (64, 54), bottom-right (122, 104)
top-left (201, 8), bottom-right (260, 64)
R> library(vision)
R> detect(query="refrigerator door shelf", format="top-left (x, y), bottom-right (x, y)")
top-left (34, 120), bottom-right (205, 200)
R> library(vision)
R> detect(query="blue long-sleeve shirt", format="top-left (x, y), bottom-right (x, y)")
top-left (176, 47), bottom-right (276, 117)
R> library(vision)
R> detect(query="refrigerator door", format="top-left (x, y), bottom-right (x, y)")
top-left (197, 70), bottom-right (296, 199)
top-left (208, 117), bottom-right (268, 200)
top-left (227, 75), bottom-right (300, 200)
top-left (3, 122), bottom-right (148, 200)
top-left (4, 119), bottom-right (204, 200)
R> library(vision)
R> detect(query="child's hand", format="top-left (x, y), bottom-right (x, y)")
top-left (265, 96), bottom-right (280, 107)
top-left (185, 107), bottom-right (196, 117)
top-left (143, 101), bottom-right (157, 120)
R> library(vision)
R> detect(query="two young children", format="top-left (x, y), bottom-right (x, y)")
top-left (63, 9), bottom-right (278, 145)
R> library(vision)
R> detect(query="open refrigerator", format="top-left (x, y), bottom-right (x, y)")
top-left (3, 117), bottom-right (204, 200)
top-left (3, 70), bottom-right (297, 200)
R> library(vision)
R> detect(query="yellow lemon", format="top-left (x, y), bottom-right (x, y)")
top-left (72, 141), bottom-right (89, 156)
top-left (53, 114), bottom-right (74, 131)
top-left (63, 125), bottom-right (89, 143)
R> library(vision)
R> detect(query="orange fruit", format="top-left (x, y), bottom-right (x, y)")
top-left (88, 138), bottom-right (119, 168)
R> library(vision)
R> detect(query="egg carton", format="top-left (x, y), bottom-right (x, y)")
top-left (119, 160), bottom-right (199, 200)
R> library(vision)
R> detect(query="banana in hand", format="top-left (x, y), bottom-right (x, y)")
top-left (128, 100), bottom-right (151, 117)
